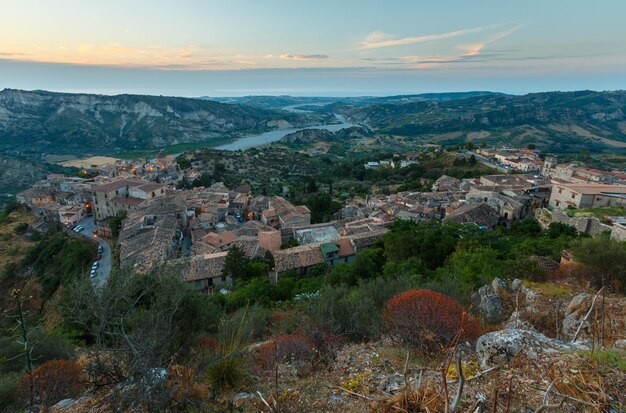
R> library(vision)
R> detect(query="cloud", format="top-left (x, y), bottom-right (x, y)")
top-left (456, 24), bottom-right (525, 57)
top-left (279, 53), bottom-right (330, 61)
top-left (359, 24), bottom-right (501, 49)
top-left (0, 52), bottom-right (29, 56)
top-left (399, 24), bottom-right (525, 68)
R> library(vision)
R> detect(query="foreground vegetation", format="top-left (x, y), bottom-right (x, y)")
top-left (2, 215), bottom-right (625, 411)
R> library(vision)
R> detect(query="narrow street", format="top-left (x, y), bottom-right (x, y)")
top-left (77, 215), bottom-right (112, 288)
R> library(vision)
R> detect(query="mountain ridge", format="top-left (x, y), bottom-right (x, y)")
top-left (0, 89), bottom-right (318, 155)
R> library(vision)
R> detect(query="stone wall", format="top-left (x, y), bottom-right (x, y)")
top-left (534, 208), bottom-right (612, 236)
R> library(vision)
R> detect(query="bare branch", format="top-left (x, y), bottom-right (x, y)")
top-left (328, 386), bottom-right (375, 401)
top-left (572, 286), bottom-right (605, 343)
top-left (449, 351), bottom-right (464, 413)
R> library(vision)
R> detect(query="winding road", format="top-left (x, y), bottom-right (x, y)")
top-left (77, 215), bottom-right (112, 288)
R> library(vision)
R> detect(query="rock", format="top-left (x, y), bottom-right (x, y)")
top-left (476, 328), bottom-right (586, 369)
top-left (478, 285), bottom-right (494, 296)
top-left (51, 399), bottom-right (76, 409)
top-left (562, 293), bottom-right (592, 340)
top-left (479, 294), bottom-right (504, 323)
top-left (380, 372), bottom-right (405, 393)
top-left (505, 311), bottom-right (535, 331)
top-left (511, 278), bottom-right (523, 291)
top-left (492, 277), bottom-right (508, 295)
top-left (565, 293), bottom-right (591, 316)
top-left (471, 292), bottom-right (481, 306)
top-left (523, 288), bottom-right (541, 311)
top-left (234, 392), bottom-right (255, 402)
top-left (614, 339), bottom-right (626, 350)
top-left (562, 312), bottom-right (590, 340)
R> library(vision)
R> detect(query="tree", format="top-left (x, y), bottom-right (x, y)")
top-left (61, 270), bottom-right (223, 410)
top-left (175, 155), bottom-right (192, 170)
top-left (306, 177), bottom-right (318, 193)
top-left (527, 143), bottom-right (537, 150)
top-left (192, 172), bottom-right (213, 188)
top-left (222, 246), bottom-right (247, 288)
top-left (109, 210), bottom-right (127, 239)
top-left (464, 141), bottom-right (476, 150)
top-left (570, 235), bottom-right (626, 293)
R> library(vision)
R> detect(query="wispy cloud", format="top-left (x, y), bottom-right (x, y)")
top-left (279, 53), bottom-right (330, 60)
top-left (359, 24), bottom-right (502, 50)
top-left (399, 24), bottom-right (525, 68)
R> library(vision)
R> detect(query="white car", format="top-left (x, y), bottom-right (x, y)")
top-left (92, 262), bottom-right (99, 270)
top-left (75, 225), bottom-right (84, 232)
top-left (90, 270), bottom-right (97, 278)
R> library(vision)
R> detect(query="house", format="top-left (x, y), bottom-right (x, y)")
top-left (443, 203), bottom-right (500, 229)
top-left (117, 194), bottom-right (187, 272)
top-left (202, 230), bottom-right (239, 251)
top-left (262, 197), bottom-right (311, 229)
top-left (269, 244), bottom-right (324, 281)
top-left (466, 189), bottom-right (530, 222)
top-left (432, 175), bottom-right (462, 192)
top-left (320, 238), bottom-right (356, 266)
top-left (183, 252), bottom-right (231, 293)
top-left (59, 205), bottom-right (85, 226)
top-left (549, 183), bottom-right (626, 210)
top-left (91, 178), bottom-right (166, 221)
top-left (16, 188), bottom-right (55, 208)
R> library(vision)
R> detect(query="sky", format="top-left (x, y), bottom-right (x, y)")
top-left (1, 0), bottom-right (625, 97)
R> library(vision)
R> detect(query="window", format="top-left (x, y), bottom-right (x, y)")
top-left (571, 193), bottom-right (576, 199)
top-left (221, 275), bottom-right (226, 282)
top-left (558, 188), bottom-right (562, 194)
top-left (555, 200), bottom-right (560, 206)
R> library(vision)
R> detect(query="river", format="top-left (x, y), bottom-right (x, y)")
top-left (215, 113), bottom-right (355, 151)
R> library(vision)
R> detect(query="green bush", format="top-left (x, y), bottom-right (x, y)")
top-left (0, 372), bottom-right (20, 412)
top-left (307, 284), bottom-right (378, 341)
top-left (571, 235), bottom-right (626, 293)
top-left (13, 222), bottom-right (28, 235)
top-left (205, 357), bottom-right (248, 392)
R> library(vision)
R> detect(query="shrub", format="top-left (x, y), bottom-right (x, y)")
top-left (570, 236), bottom-right (626, 293)
top-left (0, 373), bottom-right (20, 412)
top-left (308, 285), bottom-right (379, 341)
top-left (257, 333), bottom-right (316, 371)
top-left (205, 357), bottom-right (248, 392)
top-left (383, 289), bottom-right (482, 351)
top-left (165, 364), bottom-right (209, 404)
top-left (18, 359), bottom-right (83, 407)
top-left (13, 222), bottom-right (28, 235)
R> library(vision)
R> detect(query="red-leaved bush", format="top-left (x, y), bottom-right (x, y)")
top-left (383, 289), bottom-right (482, 350)
top-left (18, 359), bottom-right (83, 407)
top-left (257, 333), bottom-right (316, 370)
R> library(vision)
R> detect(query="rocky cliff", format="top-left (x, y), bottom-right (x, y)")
top-left (0, 89), bottom-right (315, 154)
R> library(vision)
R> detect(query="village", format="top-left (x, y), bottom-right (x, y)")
top-left (14, 147), bottom-right (626, 293)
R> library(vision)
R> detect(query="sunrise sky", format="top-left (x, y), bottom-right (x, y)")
top-left (1, 0), bottom-right (625, 96)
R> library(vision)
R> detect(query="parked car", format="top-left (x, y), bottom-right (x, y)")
top-left (68, 224), bottom-right (77, 230)
top-left (96, 253), bottom-right (102, 260)
top-left (74, 225), bottom-right (84, 232)
top-left (97, 245), bottom-right (104, 253)
top-left (92, 262), bottom-right (99, 270)
top-left (90, 270), bottom-right (97, 278)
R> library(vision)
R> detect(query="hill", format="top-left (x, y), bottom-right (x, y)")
top-left (0, 156), bottom-right (73, 195)
top-left (334, 90), bottom-right (626, 153)
top-left (0, 89), bottom-right (317, 155)
top-left (204, 91), bottom-right (500, 110)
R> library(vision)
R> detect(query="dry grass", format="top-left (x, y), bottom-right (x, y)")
top-left (0, 209), bottom-right (33, 268)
